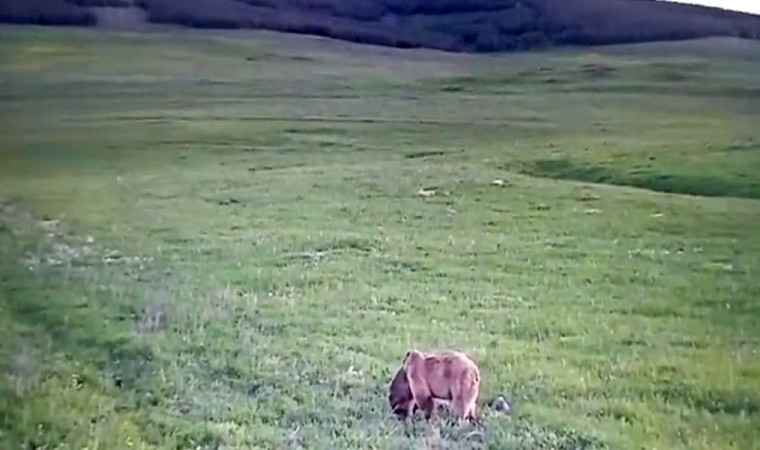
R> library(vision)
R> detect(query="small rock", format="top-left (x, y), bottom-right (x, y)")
top-left (103, 249), bottom-right (123, 263)
top-left (417, 188), bottom-right (436, 197)
top-left (492, 395), bottom-right (512, 414)
top-left (465, 430), bottom-right (485, 445)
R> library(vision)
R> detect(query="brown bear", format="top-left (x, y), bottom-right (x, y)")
top-left (388, 349), bottom-right (480, 423)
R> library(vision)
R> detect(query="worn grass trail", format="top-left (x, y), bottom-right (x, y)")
top-left (1, 26), bottom-right (759, 449)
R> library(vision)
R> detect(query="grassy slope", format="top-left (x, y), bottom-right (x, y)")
top-left (0, 26), bottom-right (759, 449)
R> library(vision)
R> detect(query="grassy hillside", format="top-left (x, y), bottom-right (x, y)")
top-left (1, 0), bottom-right (759, 52)
top-left (1, 26), bottom-right (759, 449)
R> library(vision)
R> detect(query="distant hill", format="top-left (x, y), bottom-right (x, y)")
top-left (1, 0), bottom-right (759, 52)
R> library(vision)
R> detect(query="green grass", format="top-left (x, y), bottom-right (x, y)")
top-left (519, 156), bottom-right (760, 198)
top-left (0, 26), bottom-right (759, 449)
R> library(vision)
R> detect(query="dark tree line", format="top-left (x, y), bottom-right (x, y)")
top-left (1, 0), bottom-right (759, 51)
top-left (0, 0), bottom-right (95, 26)
top-left (66, 0), bottom-right (133, 6)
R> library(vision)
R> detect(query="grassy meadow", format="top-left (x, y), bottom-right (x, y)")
top-left (0, 25), bottom-right (759, 449)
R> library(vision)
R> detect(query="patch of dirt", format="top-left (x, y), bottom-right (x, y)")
top-left (405, 150), bottom-right (445, 159)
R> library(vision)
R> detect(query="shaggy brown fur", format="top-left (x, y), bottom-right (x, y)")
top-left (388, 365), bottom-right (452, 420)
top-left (388, 365), bottom-right (416, 420)
top-left (388, 349), bottom-right (480, 422)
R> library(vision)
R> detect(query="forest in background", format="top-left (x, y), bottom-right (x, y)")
top-left (1, 0), bottom-right (759, 52)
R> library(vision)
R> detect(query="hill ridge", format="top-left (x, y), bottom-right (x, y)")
top-left (1, 0), bottom-right (759, 52)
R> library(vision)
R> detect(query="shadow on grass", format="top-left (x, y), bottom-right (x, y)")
top-left (0, 239), bottom-right (154, 388)
top-left (0, 214), bottom-right (163, 447)
top-left (519, 158), bottom-right (760, 199)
